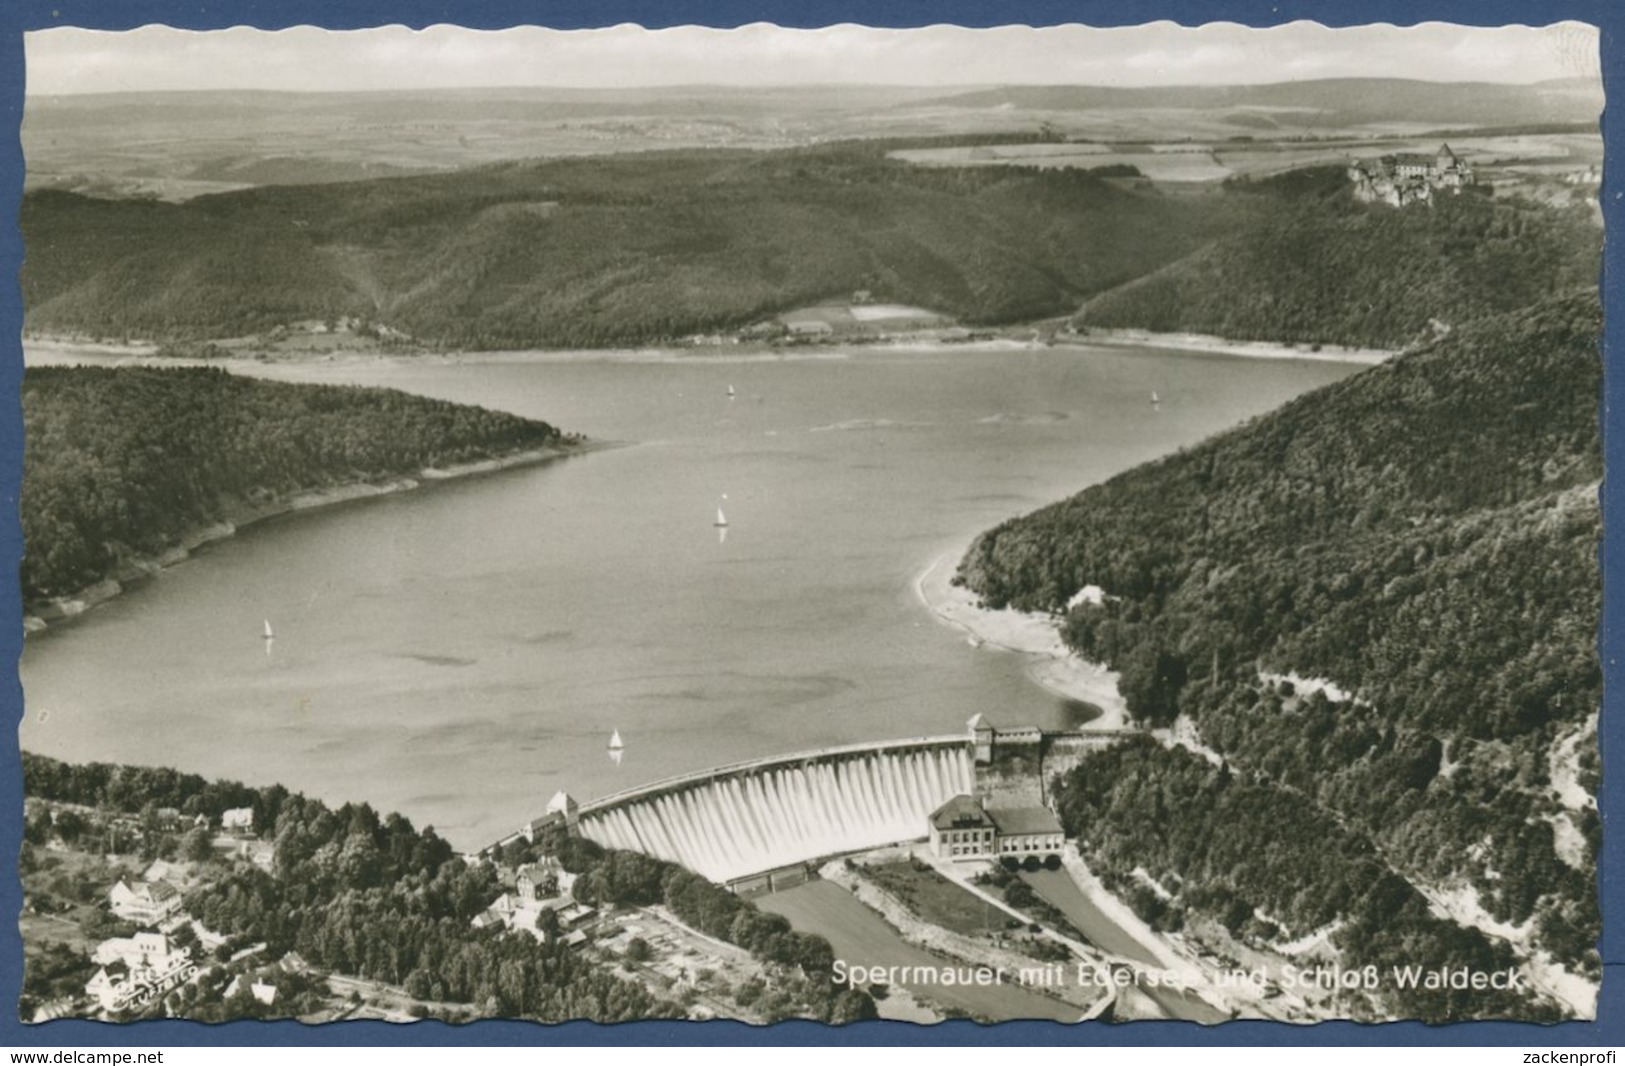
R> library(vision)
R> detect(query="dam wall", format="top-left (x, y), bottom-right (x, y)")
top-left (576, 736), bottom-right (974, 883)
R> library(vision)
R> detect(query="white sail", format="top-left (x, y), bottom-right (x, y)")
top-left (727, 384), bottom-right (736, 398)
top-left (1150, 390), bottom-right (1161, 406)
top-left (715, 506), bottom-right (728, 528)
top-left (262, 619), bottom-right (274, 640)
top-left (609, 729), bottom-right (624, 750)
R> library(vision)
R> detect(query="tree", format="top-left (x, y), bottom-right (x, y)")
top-left (169, 922), bottom-right (201, 955)
top-left (536, 906), bottom-right (562, 948)
top-left (829, 988), bottom-right (880, 1024)
top-left (182, 826), bottom-right (214, 863)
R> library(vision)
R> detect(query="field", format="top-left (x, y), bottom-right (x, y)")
top-left (891, 145), bottom-right (1232, 182)
top-left (891, 130), bottom-right (1602, 186)
top-left (859, 859), bottom-right (1007, 937)
top-left (23, 78), bottom-right (1603, 201)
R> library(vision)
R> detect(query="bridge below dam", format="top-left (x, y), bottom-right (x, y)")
top-left (574, 736), bottom-right (974, 884)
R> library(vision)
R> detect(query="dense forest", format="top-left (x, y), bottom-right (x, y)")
top-left (20, 142), bottom-right (1264, 349)
top-left (21, 366), bottom-right (570, 603)
top-left (961, 292), bottom-right (1601, 989)
top-left (1078, 177), bottom-right (1600, 348)
top-left (22, 754), bottom-right (872, 1024)
top-left (1051, 739), bottom-right (1553, 1022)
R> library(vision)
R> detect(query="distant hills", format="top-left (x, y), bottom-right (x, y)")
top-left (28, 77), bottom-right (1600, 133)
top-left (921, 77), bottom-right (1603, 130)
top-left (20, 144), bottom-right (1262, 349)
top-left (1077, 172), bottom-right (1602, 348)
top-left (963, 289), bottom-right (1602, 999)
top-left (22, 139), bottom-right (1601, 352)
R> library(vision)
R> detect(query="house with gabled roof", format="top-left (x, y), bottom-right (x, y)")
top-left (109, 878), bottom-right (184, 925)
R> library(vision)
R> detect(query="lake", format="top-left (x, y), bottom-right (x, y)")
top-left (19, 342), bottom-right (1359, 850)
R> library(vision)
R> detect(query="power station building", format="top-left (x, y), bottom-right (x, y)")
top-left (927, 793), bottom-right (1064, 862)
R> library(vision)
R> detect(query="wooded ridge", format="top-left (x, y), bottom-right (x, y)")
top-left (964, 290), bottom-right (1602, 1002)
top-left (22, 366), bottom-right (571, 604)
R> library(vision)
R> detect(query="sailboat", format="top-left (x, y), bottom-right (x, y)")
top-left (262, 619), bottom-right (275, 641)
top-left (714, 495), bottom-right (729, 528)
top-left (608, 729), bottom-right (625, 766)
top-left (1150, 390), bottom-right (1161, 407)
top-left (727, 384), bottom-right (736, 399)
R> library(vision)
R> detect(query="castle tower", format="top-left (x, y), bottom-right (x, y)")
top-left (967, 713), bottom-right (995, 765)
top-left (546, 790), bottom-right (580, 831)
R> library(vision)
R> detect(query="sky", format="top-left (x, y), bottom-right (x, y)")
top-left (24, 21), bottom-right (1602, 96)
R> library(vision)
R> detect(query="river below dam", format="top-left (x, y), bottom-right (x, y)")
top-left (20, 341), bottom-right (1359, 851)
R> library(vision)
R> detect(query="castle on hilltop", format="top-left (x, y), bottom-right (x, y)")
top-left (1347, 143), bottom-right (1476, 207)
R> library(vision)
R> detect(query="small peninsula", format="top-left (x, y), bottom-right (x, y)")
top-left (21, 366), bottom-right (582, 622)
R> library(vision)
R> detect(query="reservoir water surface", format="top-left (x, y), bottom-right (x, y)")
top-left (19, 343), bottom-right (1358, 850)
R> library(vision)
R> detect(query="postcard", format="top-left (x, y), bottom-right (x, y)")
top-left (4, 12), bottom-right (1613, 1042)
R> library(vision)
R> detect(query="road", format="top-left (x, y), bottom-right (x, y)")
top-left (759, 879), bottom-right (1085, 1022)
top-left (1018, 868), bottom-right (1231, 1024)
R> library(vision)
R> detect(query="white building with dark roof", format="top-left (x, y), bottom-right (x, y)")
top-left (108, 878), bottom-right (184, 925)
top-left (928, 794), bottom-right (1065, 861)
top-left (86, 932), bottom-right (196, 1013)
top-left (928, 795), bottom-right (996, 861)
top-left (987, 806), bottom-right (1066, 857)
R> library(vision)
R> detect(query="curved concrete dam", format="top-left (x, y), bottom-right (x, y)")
top-left (576, 736), bottom-right (973, 883)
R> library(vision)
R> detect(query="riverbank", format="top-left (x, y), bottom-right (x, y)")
top-left (24, 439), bottom-right (607, 634)
top-left (26, 324), bottom-right (1394, 369)
top-left (1076, 327), bottom-right (1394, 365)
top-left (914, 550), bottom-right (1129, 731)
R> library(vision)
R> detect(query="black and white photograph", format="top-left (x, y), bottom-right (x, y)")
top-left (8, 17), bottom-right (1606, 1030)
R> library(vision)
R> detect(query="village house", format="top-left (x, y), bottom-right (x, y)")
top-left (224, 975), bottom-right (279, 1006)
top-left (108, 878), bottom-right (184, 925)
top-left (140, 858), bottom-right (181, 885)
top-left (557, 902), bottom-right (597, 929)
top-left (234, 838), bottom-right (275, 869)
top-left (786, 320), bottom-right (834, 341)
top-left (514, 860), bottom-right (554, 902)
top-left (472, 891), bottom-right (523, 931)
top-left (221, 807), bottom-right (255, 832)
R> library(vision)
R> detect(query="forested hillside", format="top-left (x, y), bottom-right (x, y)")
top-left (22, 754), bottom-right (872, 1024)
top-left (22, 367), bottom-right (570, 602)
top-left (20, 143), bottom-right (1259, 349)
top-left (961, 292), bottom-right (1602, 1004)
top-left (1078, 182), bottom-right (1600, 348)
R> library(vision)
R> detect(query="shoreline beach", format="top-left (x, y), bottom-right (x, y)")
top-left (1075, 327), bottom-right (1394, 365)
top-left (25, 325), bottom-right (1398, 370)
top-left (913, 549), bottom-right (1129, 731)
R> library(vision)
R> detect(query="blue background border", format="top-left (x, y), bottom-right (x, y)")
top-left (0, 0), bottom-right (1616, 1047)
